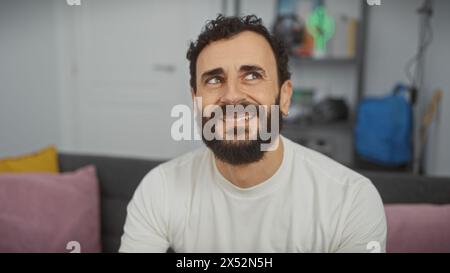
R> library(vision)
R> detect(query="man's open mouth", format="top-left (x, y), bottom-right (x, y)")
top-left (220, 111), bottom-right (258, 123)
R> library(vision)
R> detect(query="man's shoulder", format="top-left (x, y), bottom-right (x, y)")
top-left (143, 145), bottom-right (209, 184)
top-left (284, 136), bottom-right (370, 188)
top-left (159, 145), bottom-right (209, 171)
top-left (285, 137), bottom-right (385, 232)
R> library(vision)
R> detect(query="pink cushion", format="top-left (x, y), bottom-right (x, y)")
top-left (0, 165), bottom-right (101, 253)
top-left (385, 204), bottom-right (450, 253)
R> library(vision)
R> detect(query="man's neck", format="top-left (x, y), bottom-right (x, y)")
top-left (215, 137), bottom-right (284, 189)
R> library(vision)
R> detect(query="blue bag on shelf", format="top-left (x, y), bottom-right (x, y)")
top-left (355, 84), bottom-right (413, 166)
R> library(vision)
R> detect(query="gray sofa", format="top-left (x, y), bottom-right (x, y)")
top-left (58, 152), bottom-right (450, 253)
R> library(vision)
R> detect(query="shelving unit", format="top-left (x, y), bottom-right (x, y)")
top-left (233, 0), bottom-right (369, 167)
top-left (291, 56), bottom-right (358, 65)
top-left (282, 121), bottom-right (354, 165)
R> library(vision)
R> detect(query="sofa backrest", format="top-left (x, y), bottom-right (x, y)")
top-left (361, 171), bottom-right (450, 204)
top-left (58, 153), bottom-right (162, 253)
top-left (58, 153), bottom-right (450, 253)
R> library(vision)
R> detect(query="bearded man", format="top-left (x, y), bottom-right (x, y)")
top-left (120, 15), bottom-right (386, 253)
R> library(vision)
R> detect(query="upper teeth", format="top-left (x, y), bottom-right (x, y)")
top-left (222, 113), bottom-right (255, 121)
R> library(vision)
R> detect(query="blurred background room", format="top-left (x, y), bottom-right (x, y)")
top-left (1, 0), bottom-right (450, 253)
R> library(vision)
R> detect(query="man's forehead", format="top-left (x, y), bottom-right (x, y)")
top-left (196, 31), bottom-right (276, 73)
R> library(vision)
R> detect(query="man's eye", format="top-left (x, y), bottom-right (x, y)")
top-left (244, 72), bottom-right (262, 81)
top-left (206, 77), bottom-right (222, 85)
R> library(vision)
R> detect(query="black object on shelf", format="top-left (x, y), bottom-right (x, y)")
top-left (290, 56), bottom-right (357, 65)
top-left (312, 98), bottom-right (349, 124)
top-left (272, 14), bottom-right (305, 55)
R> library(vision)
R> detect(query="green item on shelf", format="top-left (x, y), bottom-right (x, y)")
top-left (307, 6), bottom-right (335, 57)
top-left (293, 88), bottom-right (314, 106)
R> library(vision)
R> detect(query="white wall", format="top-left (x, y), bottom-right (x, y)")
top-left (0, 0), bottom-right (61, 157)
top-left (423, 0), bottom-right (450, 177)
top-left (364, 0), bottom-right (422, 96)
top-left (1, 0), bottom-right (222, 160)
top-left (364, 0), bottom-right (450, 177)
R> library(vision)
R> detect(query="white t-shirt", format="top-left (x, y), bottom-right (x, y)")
top-left (119, 136), bottom-right (386, 253)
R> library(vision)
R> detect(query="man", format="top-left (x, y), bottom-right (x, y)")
top-left (120, 15), bottom-right (386, 253)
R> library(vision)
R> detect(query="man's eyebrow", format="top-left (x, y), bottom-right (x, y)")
top-left (200, 68), bottom-right (224, 81)
top-left (239, 65), bottom-right (267, 75)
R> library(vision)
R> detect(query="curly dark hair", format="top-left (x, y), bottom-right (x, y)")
top-left (186, 14), bottom-right (291, 92)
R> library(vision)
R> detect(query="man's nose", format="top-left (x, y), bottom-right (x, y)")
top-left (219, 80), bottom-right (246, 105)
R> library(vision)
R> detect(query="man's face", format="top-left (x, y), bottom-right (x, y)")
top-left (193, 31), bottom-right (292, 165)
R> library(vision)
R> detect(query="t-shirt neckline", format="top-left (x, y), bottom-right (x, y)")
top-left (210, 136), bottom-right (291, 199)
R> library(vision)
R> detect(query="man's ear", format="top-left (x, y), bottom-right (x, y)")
top-left (279, 80), bottom-right (293, 116)
top-left (191, 87), bottom-right (197, 99)
top-left (191, 88), bottom-right (202, 113)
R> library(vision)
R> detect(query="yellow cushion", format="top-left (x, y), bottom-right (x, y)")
top-left (0, 146), bottom-right (59, 173)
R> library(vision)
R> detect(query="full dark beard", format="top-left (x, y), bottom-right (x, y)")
top-left (201, 97), bottom-right (282, 166)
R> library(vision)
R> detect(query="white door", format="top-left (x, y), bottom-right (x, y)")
top-left (57, 0), bottom-right (222, 159)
